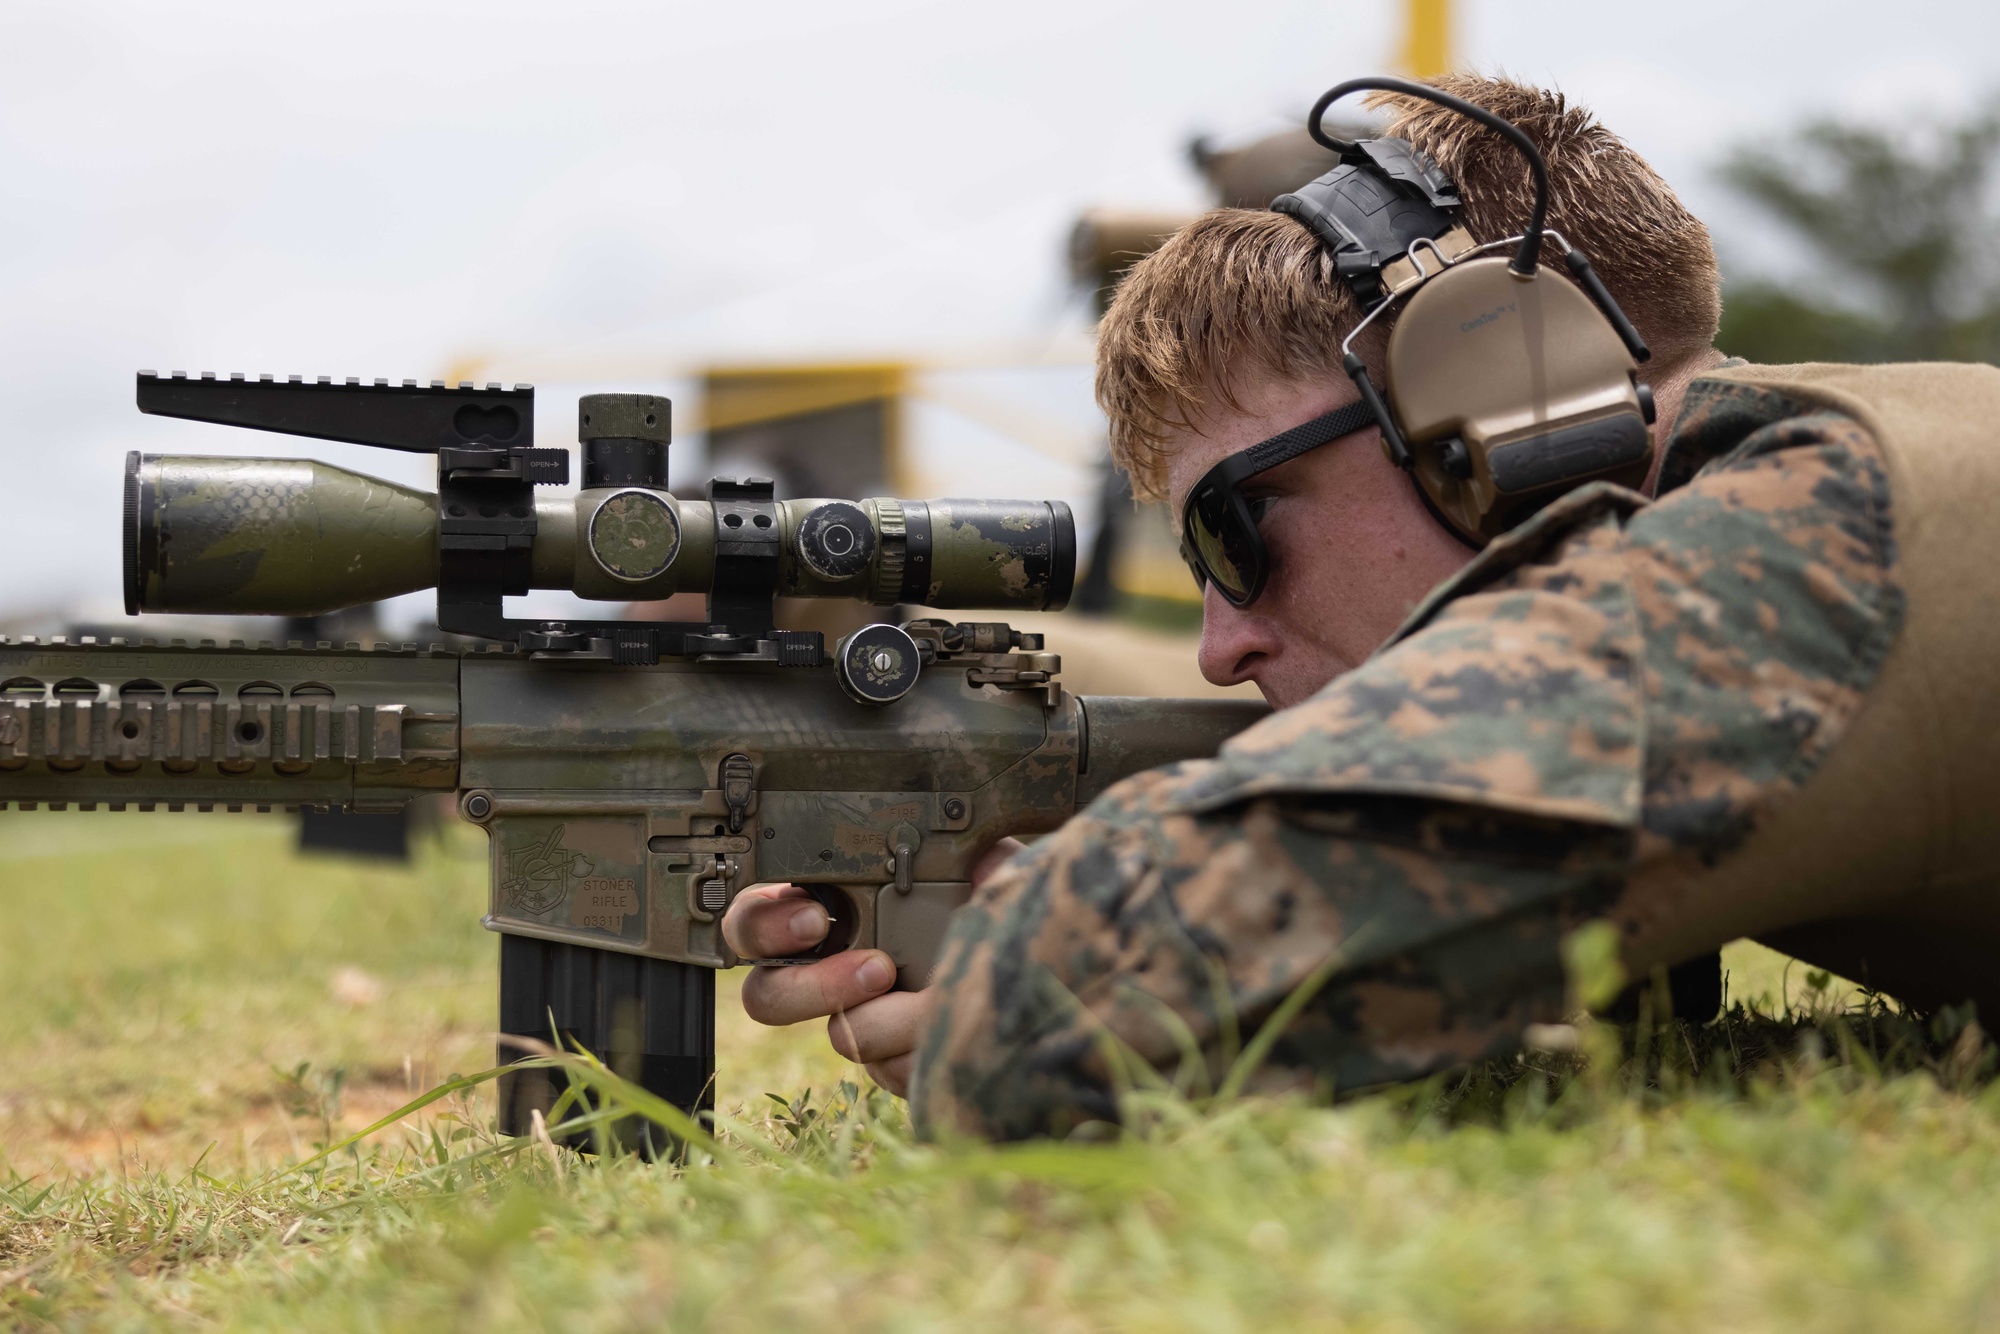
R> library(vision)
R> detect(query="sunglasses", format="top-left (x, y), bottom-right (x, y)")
top-left (1178, 398), bottom-right (1379, 606)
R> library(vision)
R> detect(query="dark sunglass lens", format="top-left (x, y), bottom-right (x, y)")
top-left (1217, 499), bottom-right (1264, 587)
top-left (1189, 486), bottom-right (1256, 602)
top-left (1177, 537), bottom-right (1208, 591)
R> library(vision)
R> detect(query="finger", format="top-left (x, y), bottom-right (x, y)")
top-left (720, 881), bottom-right (808, 931)
top-left (739, 949), bottom-right (895, 1026)
top-left (866, 1053), bottom-right (913, 1099)
top-left (721, 885), bottom-right (826, 958)
top-left (972, 836), bottom-right (1027, 887)
top-left (823, 989), bottom-right (927, 1065)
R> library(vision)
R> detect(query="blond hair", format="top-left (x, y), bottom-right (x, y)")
top-left (1096, 74), bottom-right (1722, 500)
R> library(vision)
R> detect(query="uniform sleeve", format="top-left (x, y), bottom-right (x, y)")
top-left (1624, 393), bottom-right (1902, 859)
top-left (908, 769), bottom-right (1626, 1142)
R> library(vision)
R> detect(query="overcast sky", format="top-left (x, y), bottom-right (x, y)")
top-left (3, 0), bottom-right (1996, 624)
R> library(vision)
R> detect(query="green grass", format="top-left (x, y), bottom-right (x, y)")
top-left (3, 811), bottom-right (1999, 1331)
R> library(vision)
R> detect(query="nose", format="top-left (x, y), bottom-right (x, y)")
top-left (1197, 584), bottom-right (1282, 689)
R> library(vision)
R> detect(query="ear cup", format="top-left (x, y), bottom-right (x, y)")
top-left (1382, 256), bottom-right (1652, 544)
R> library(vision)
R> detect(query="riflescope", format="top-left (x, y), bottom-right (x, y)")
top-left (123, 373), bottom-right (1074, 669)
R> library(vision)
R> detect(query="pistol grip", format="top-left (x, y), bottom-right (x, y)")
top-left (880, 881), bottom-right (974, 990)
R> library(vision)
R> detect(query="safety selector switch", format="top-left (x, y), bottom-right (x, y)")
top-left (836, 623), bottom-right (922, 705)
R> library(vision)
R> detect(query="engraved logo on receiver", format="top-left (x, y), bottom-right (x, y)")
top-left (500, 824), bottom-right (594, 916)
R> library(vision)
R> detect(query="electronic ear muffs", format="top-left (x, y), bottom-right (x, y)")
top-left (1272, 77), bottom-right (1657, 546)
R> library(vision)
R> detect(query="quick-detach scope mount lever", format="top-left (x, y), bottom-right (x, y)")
top-left (135, 371), bottom-right (823, 668)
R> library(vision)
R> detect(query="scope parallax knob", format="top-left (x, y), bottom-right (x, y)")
top-left (797, 501), bottom-right (876, 580)
top-left (835, 623), bottom-right (921, 706)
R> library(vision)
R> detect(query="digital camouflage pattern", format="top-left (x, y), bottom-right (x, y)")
top-left (910, 375), bottom-right (1906, 1140)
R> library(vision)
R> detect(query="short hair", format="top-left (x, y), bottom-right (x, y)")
top-left (1096, 74), bottom-right (1722, 501)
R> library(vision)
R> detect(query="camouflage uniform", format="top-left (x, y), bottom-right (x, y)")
top-left (909, 372), bottom-right (1905, 1140)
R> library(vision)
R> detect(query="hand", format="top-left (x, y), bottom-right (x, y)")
top-left (722, 838), bottom-right (1024, 1097)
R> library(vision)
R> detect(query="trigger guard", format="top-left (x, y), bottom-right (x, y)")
top-left (799, 884), bottom-right (859, 958)
top-left (740, 885), bottom-right (864, 967)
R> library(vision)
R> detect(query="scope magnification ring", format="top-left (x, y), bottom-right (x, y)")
top-left (835, 623), bottom-right (921, 706)
top-left (797, 501), bottom-right (877, 580)
top-left (587, 489), bottom-right (681, 583)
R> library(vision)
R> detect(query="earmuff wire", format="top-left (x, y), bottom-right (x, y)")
top-left (1336, 340), bottom-right (1480, 551)
top-left (1335, 276), bottom-right (1416, 470)
top-left (1341, 352), bottom-right (1410, 470)
top-left (1305, 76), bottom-right (1552, 278)
top-left (1561, 249), bottom-right (1652, 364)
top-left (1404, 235), bottom-right (1451, 276)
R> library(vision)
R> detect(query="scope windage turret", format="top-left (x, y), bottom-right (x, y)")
top-left (123, 452), bottom-right (1075, 618)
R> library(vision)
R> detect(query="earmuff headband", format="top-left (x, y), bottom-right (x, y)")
top-left (1306, 76), bottom-right (1552, 279)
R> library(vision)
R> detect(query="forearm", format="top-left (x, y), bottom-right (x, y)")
top-left (910, 789), bottom-right (1624, 1141)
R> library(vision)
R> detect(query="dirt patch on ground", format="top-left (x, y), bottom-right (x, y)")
top-left (3, 1067), bottom-right (486, 1179)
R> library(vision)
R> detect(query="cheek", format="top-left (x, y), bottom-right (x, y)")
top-left (1267, 495), bottom-right (1396, 587)
top-left (1279, 500), bottom-right (1472, 651)
top-left (1302, 454), bottom-right (1447, 569)
top-left (1258, 519), bottom-right (1359, 634)
top-left (1257, 480), bottom-right (1441, 645)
